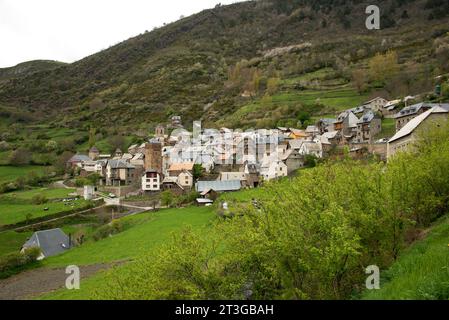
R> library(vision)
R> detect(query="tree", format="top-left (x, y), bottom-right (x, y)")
top-left (368, 51), bottom-right (400, 84)
top-left (193, 164), bottom-right (204, 181)
top-left (266, 77), bottom-right (281, 96)
top-left (88, 127), bottom-right (97, 149)
top-left (54, 151), bottom-right (74, 175)
top-left (8, 148), bottom-right (31, 166)
top-left (108, 135), bottom-right (125, 153)
top-left (161, 190), bottom-right (174, 208)
top-left (46, 140), bottom-right (58, 152)
top-left (352, 69), bottom-right (368, 94)
top-left (0, 141), bottom-right (10, 151)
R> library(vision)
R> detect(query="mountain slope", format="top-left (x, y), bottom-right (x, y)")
top-left (0, 60), bottom-right (66, 81)
top-left (0, 0), bottom-right (448, 132)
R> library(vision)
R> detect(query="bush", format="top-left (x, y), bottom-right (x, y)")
top-left (31, 194), bottom-right (48, 205)
top-left (92, 219), bottom-right (124, 241)
top-left (0, 247), bottom-right (42, 278)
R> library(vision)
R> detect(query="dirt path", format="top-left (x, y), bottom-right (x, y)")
top-left (0, 264), bottom-right (113, 300)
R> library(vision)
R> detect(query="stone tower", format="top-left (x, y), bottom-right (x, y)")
top-left (144, 141), bottom-right (163, 174)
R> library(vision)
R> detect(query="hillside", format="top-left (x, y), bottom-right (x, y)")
top-left (363, 215), bottom-right (449, 300)
top-left (0, 60), bottom-right (66, 82)
top-left (0, 0), bottom-right (448, 133)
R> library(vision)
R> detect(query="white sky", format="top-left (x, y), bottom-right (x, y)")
top-left (0, 0), bottom-right (244, 68)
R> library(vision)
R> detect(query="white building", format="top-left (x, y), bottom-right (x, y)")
top-left (142, 170), bottom-right (161, 192)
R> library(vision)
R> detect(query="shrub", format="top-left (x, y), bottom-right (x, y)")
top-left (31, 194), bottom-right (48, 205)
top-left (92, 220), bottom-right (124, 241)
top-left (0, 247), bottom-right (42, 278)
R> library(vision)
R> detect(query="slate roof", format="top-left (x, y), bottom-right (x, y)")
top-left (289, 139), bottom-right (304, 150)
top-left (107, 159), bottom-right (135, 169)
top-left (23, 228), bottom-right (70, 258)
top-left (196, 180), bottom-right (242, 193)
top-left (68, 154), bottom-right (91, 163)
top-left (394, 102), bottom-right (433, 119)
top-left (358, 111), bottom-right (376, 124)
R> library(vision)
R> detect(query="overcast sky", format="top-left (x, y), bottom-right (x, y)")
top-left (0, 0), bottom-right (244, 68)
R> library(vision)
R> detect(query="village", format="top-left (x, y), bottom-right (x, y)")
top-left (67, 97), bottom-right (449, 206)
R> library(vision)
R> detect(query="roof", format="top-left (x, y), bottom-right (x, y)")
top-left (121, 153), bottom-right (133, 160)
top-left (322, 131), bottom-right (339, 139)
top-left (162, 177), bottom-right (184, 190)
top-left (385, 99), bottom-right (401, 108)
top-left (23, 228), bottom-right (70, 258)
top-left (68, 154), bottom-right (90, 163)
top-left (394, 102), bottom-right (432, 119)
top-left (132, 153), bottom-right (144, 160)
top-left (358, 111), bottom-right (376, 124)
top-left (196, 180), bottom-right (241, 193)
top-left (107, 159), bottom-right (135, 169)
top-left (389, 106), bottom-right (448, 143)
top-left (290, 129), bottom-right (307, 136)
top-left (301, 141), bottom-right (322, 152)
top-left (289, 139), bottom-right (304, 150)
top-left (364, 96), bottom-right (386, 104)
top-left (305, 125), bottom-right (319, 133)
top-left (196, 198), bottom-right (214, 204)
top-left (168, 163), bottom-right (194, 172)
top-left (89, 146), bottom-right (99, 152)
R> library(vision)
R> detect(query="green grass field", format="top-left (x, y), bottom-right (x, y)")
top-left (0, 230), bottom-right (32, 258)
top-left (39, 206), bottom-right (216, 299)
top-left (0, 187), bottom-right (86, 226)
top-left (4, 187), bottom-right (77, 200)
top-left (363, 216), bottom-right (449, 300)
top-left (0, 165), bottom-right (48, 184)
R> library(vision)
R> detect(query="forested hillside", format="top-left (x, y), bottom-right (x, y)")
top-left (0, 0), bottom-right (448, 133)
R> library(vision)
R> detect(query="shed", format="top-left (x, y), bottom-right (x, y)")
top-left (22, 228), bottom-right (71, 260)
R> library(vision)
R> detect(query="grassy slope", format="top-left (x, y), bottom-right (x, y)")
top-left (0, 187), bottom-right (86, 226)
top-left (38, 206), bottom-right (215, 299)
top-left (0, 166), bottom-right (47, 184)
top-left (363, 216), bottom-right (449, 300)
top-left (0, 231), bottom-right (32, 257)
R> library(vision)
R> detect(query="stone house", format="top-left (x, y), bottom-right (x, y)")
top-left (388, 106), bottom-right (448, 158)
top-left (354, 111), bottom-right (382, 143)
top-left (106, 160), bottom-right (136, 186)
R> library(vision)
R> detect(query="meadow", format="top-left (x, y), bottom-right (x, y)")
top-left (39, 206), bottom-right (216, 299)
top-left (0, 165), bottom-right (48, 184)
top-left (0, 187), bottom-right (87, 226)
top-left (0, 230), bottom-right (32, 258)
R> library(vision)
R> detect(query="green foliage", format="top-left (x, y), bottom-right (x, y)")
top-left (31, 194), bottom-right (48, 205)
top-left (363, 215), bottom-right (449, 300)
top-left (161, 190), bottom-right (175, 208)
top-left (192, 164), bottom-right (204, 180)
top-left (92, 220), bottom-right (124, 241)
top-left (0, 247), bottom-right (42, 279)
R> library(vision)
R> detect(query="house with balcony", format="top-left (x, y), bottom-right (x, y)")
top-left (354, 111), bottom-right (382, 143)
top-left (106, 160), bottom-right (136, 186)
